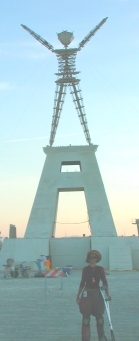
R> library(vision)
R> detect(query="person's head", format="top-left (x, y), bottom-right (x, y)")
top-left (86, 250), bottom-right (102, 265)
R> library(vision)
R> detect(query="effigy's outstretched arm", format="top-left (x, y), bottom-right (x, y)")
top-left (70, 83), bottom-right (92, 145)
top-left (77, 17), bottom-right (108, 51)
top-left (21, 24), bottom-right (55, 52)
top-left (49, 83), bottom-right (67, 146)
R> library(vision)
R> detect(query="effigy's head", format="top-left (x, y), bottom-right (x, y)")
top-left (57, 31), bottom-right (74, 47)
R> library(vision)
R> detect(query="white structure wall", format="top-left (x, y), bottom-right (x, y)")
top-left (0, 238), bottom-right (49, 271)
top-left (0, 236), bottom-right (139, 271)
top-left (49, 236), bottom-right (91, 269)
top-left (24, 145), bottom-right (117, 239)
top-left (91, 236), bottom-right (139, 270)
top-left (132, 249), bottom-right (139, 270)
top-left (1, 146), bottom-right (138, 271)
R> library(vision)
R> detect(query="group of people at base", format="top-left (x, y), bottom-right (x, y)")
top-left (35, 255), bottom-right (51, 273)
top-left (76, 250), bottom-right (111, 341)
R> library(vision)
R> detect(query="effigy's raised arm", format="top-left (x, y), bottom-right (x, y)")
top-left (77, 17), bottom-right (108, 52)
top-left (21, 24), bottom-right (55, 53)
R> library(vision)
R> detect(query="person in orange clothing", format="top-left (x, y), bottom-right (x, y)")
top-left (44, 256), bottom-right (51, 270)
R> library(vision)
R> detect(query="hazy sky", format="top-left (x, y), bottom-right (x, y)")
top-left (0, 0), bottom-right (139, 238)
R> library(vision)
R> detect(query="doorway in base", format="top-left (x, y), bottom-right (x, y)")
top-left (54, 190), bottom-right (91, 238)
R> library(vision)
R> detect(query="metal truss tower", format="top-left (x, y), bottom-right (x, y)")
top-left (21, 18), bottom-right (108, 146)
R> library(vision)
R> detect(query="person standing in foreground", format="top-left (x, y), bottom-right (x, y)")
top-left (76, 250), bottom-right (111, 341)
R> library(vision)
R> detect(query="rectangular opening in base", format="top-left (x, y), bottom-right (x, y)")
top-left (61, 161), bottom-right (81, 172)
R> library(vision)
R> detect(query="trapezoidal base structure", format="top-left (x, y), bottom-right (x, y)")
top-left (24, 145), bottom-right (117, 239)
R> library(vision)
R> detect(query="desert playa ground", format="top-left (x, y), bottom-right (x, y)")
top-left (0, 270), bottom-right (138, 341)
